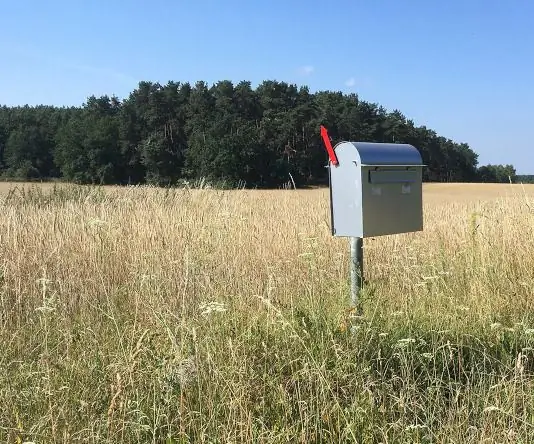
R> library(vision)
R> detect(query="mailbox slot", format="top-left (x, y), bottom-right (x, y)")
top-left (368, 169), bottom-right (418, 184)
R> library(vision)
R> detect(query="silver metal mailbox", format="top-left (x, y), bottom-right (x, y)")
top-left (328, 141), bottom-right (424, 238)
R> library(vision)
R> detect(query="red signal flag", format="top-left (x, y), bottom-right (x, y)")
top-left (320, 125), bottom-right (339, 166)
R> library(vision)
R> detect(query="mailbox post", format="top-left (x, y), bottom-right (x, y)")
top-left (321, 126), bottom-right (424, 311)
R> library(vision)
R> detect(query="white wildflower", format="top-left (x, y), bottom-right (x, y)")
top-left (176, 357), bottom-right (197, 386)
top-left (162, 356), bottom-right (197, 389)
top-left (395, 338), bottom-right (416, 348)
top-left (397, 338), bottom-right (416, 344)
top-left (405, 424), bottom-right (428, 431)
top-left (199, 301), bottom-right (227, 317)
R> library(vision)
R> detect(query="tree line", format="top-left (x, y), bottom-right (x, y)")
top-left (516, 175), bottom-right (534, 184)
top-left (0, 79), bottom-right (520, 188)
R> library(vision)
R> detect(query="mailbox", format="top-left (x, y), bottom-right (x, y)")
top-left (328, 141), bottom-right (424, 238)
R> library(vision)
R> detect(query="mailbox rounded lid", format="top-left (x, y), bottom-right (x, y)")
top-left (335, 141), bottom-right (423, 166)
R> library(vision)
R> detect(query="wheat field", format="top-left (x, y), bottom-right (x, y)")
top-left (1, 182), bottom-right (534, 443)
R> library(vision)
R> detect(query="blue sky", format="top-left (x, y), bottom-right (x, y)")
top-left (1, 0), bottom-right (533, 173)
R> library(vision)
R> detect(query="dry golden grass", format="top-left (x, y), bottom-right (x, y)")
top-left (1, 182), bottom-right (534, 443)
top-left (0, 181), bottom-right (66, 194)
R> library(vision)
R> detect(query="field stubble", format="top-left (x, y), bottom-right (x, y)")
top-left (1, 182), bottom-right (534, 443)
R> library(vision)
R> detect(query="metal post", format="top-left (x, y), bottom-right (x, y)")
top-left (350, 236), bottom-right (363, 309)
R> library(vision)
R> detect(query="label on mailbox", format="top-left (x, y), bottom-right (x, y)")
top-left (371, 186), bottom-right (382, 196)
top-left (402, 184), bottom-right (411, 194)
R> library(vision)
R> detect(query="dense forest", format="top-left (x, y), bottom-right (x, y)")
top-left (516, 175), bottom-right (534, 184)
top-left (0, 79), bottom-right (520, 188)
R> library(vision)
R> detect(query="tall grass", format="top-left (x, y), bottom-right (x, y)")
top-left (1, 183), bottom-right (534, 443)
